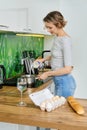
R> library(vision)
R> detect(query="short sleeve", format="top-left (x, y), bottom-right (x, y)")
top-left (63, 38), bottom-right (73, 66)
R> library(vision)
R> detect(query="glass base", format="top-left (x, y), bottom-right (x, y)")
top-left (17, 101), bottom-right (27, 107)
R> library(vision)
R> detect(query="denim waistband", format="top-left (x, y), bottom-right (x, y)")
top-left (53, 74), bottom-right (71, 78)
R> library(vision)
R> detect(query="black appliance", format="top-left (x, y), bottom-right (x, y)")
top-left (22, 50), bottom-right (35, 75)
top-left (4, 75), bottom-right (44, 87)
top-left (0, 65), bottom-right (6, 89)
top-left (4, 76), bottom-right (18, 86)
top-left (42, 50), bottom-right (51, 58)
top-left (42, 50), bottom-right (51, 69)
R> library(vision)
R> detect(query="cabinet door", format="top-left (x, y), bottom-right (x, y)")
top-left (0, 8), bottom-right (28, 31)
top-left (0, 122), bottom-right (18, 130)
top-left (28, 0), bottom-right (60, 34)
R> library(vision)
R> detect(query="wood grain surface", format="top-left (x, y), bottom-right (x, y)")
top-left (0, 80), bottom-right (87, 130)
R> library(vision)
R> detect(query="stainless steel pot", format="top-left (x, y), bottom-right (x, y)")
top-left (22, 74), bottom-right (37, 88)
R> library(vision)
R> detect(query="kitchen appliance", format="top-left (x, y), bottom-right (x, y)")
top-left (42, 50), bottom-right (51, 58)
top-left (22, 74), bottom-right (36, 88)
top-left (4, 75), bottom-right (43, 87)
top-left (22, 74), bottom-right (43, 88)
top-left (42, 50), bottom-right (51, 69)
top-left (0, 65), bottom-right (6, 89)
top-left (22, 50), bottom-right (35, 75)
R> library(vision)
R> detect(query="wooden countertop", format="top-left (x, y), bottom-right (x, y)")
top-left (0, 80), bottom-right (87, 130)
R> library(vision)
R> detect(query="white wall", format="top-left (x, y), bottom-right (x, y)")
top-left (45, 0), bottom-right (87, 99)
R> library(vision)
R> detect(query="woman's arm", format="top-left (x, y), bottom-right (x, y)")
top-left (47, 66), bottom-right (73, 76)
top-left (43, 56), bottom-right (51, 62)
top-left (38, 66), bottom-right (73, 80)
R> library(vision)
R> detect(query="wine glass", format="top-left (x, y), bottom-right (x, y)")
top-left (17, 77), bottom-right (27, 106)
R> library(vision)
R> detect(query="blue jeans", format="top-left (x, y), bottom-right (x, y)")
top-left (53, 74), bottom-right (76, 98)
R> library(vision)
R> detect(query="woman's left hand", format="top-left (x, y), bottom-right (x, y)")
top-left (37, 72), bottom-right (49, 80)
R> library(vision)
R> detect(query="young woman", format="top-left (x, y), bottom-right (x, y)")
top-left (36, 11), bottom-right (76, 98)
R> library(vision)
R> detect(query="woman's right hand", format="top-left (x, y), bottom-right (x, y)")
top-left (35, 56), bottom-right (51, 63)
top-left (35, 58), bottom-right (45, 63)
top-left (33, 58), bottom-right (45, 69)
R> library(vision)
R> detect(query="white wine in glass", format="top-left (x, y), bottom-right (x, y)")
top-left (17, 77), bottom-right (27, 106)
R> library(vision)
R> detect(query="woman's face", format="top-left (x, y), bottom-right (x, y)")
top-left (44, 22), bottom-right (58, 35)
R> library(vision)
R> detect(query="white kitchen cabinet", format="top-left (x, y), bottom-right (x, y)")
top-left (27, 0), bottom-right (60, 34)
top-left (0, 123), bottom-right (38, 130)
top-left (18, 125), bottom-right (36, 130)
top-left (0, 123), bottom-right (50, 130)
top-left (0, 8), bottom-right (28, 32)
top-left (0, 0), bottom-right (60, 34)
top-left (0, 122), bottom-right (18, 130)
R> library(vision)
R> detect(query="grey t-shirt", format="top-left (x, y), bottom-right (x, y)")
top-left (50, 36), bottom-right (73, 70)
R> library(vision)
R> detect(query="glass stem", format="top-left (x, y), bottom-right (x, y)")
top-left (21, 91), bottom-right (23, 103)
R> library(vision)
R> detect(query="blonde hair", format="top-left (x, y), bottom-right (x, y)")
top-left (43, 11), bottom-right (67, 28)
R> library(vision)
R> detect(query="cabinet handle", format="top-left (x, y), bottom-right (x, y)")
top-left (23, 28), bottom-right (32, 32)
